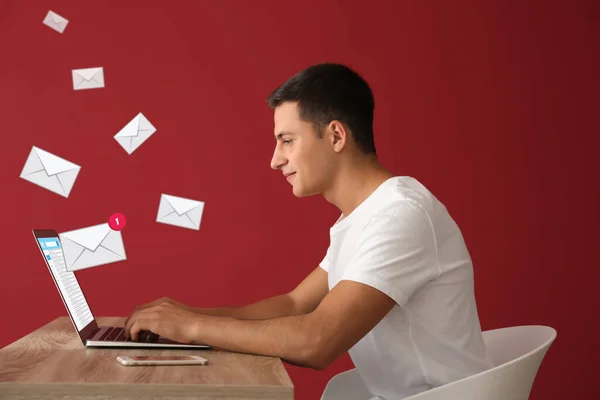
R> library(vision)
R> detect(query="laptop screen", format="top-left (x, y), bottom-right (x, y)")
top-left (37, 237), bottom-right (94, 331)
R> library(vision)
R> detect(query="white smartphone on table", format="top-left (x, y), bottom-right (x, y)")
top-left (116, 355), bottom-right (208, 366)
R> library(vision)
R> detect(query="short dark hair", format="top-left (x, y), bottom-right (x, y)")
top-left (267, 63), bottom-right (376, 156)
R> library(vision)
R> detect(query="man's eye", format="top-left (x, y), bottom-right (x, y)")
top-left (283, 139), bottom-right (293, 144)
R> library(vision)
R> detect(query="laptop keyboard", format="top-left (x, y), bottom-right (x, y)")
top-left (98, 327), bottom-right (159, 343)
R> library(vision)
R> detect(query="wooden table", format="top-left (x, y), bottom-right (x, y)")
top-left (0, 316), bottom-right (294, 399)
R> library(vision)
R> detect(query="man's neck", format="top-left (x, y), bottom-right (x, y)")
top-left (323, 159), bottom-right (395, 217)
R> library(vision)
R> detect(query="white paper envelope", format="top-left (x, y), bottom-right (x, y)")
top-left (114, 113), bottom-right (157, 155)
top-left (156, 194), bottom-right (205, 231)
top-left (59, 223), bottom-right (127, 272)
top-left (19, 146), bottom-right (81, 198)
top-left (43, 10), bottom-right (69, 34)
top-left (72, 67), bottom-right (105, 90)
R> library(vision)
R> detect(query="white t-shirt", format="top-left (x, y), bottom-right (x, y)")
top-left (319, 176), bottom-right (492, 400)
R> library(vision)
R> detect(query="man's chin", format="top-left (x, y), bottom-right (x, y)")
top-left (292, 186), bottom-right (318, 198)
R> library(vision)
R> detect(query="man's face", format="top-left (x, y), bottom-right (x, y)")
top-left (270, 102), bottom-right (336, 197)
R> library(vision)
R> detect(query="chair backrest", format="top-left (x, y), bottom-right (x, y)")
top-left (403, 325), bottom-right (557, 400)
top-left (321, 325), bottom-right (557, 400)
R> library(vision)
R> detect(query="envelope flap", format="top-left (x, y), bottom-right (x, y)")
top-left (60, 223), bottom-right (111, 252)
top-left (114, 114), bottom-right (141, 138)
top-left (35, 146), bottom-right (80, 176)
top-left (138, 113), bottom-right (156, 132)
top-left (75, 68), bottom-right (101, 81)
top-left (100, 230), bottom-right (126, 258)
top-left (164, 194), bottom-right (202, 215)
top-left (50, 11), bottom-right (67, 24)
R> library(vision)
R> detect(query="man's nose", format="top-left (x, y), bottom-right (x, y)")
top-left (270, 148), bottom-right (287, 170)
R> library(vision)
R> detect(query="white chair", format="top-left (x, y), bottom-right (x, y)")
top-left (321, 325), bottom-right (557, 400)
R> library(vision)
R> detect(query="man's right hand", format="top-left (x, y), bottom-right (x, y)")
top-left (124, 297), bottom-right (197, 330)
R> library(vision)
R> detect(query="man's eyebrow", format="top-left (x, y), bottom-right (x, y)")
top-left (275, 131), bottom-right (295, 141)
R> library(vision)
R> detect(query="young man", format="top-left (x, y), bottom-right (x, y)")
top-left (124, 63), bottom-right (492, 399)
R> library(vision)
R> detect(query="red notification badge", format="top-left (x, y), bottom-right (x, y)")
top-left (108, 213), bottom-right (127, 231)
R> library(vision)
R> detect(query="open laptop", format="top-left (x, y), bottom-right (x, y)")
top-left (33, 229), bottom-right (209, 349)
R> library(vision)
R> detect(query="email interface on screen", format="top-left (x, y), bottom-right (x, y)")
top-left (38, 238), bottom-right (94, 331)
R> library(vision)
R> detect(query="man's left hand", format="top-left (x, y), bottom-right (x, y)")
top-left (123, 302), bottom-right (202, 344)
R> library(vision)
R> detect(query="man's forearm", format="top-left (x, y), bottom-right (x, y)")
top-left (190, 313), bottom-right (324, 369)
top-left (192, 294), bottom-right (299, 320)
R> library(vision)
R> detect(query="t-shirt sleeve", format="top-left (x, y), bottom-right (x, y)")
top-left (319, 245), bottom-right (331, 272)
top-left (340, 200), bottom-right (441, 307)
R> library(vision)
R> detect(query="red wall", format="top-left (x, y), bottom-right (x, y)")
top-left (1, 1), bottom-right (598, 399)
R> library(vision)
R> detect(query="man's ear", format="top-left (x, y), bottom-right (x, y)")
top-left (328, 120), bottom-right (348, 153)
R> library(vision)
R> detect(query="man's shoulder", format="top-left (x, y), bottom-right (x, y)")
top-left (370, 176), bottom-right (440, 218)
top-left (329, 176), bottom-right (448, 235)
top-left (360, 177), bottom-right (457, 240)
top-left (392, 176), bottom-right (441, 207)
